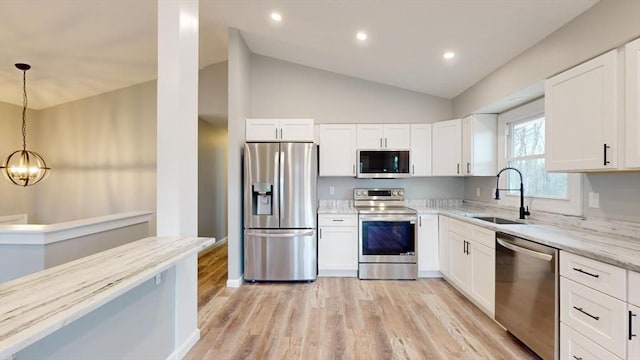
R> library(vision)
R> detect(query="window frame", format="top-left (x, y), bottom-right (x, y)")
top-left (497, 98), bottom-right (583, 216)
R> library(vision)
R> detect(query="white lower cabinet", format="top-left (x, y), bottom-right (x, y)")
top-left (318, 214), bottom-right (358, 277)
top-left (417, 214), bottom-right (439, 276)
top-left (437, 215), bottom-right (450, 278)
top-left (445, 217), bottom-right (495, 316)
top-left (561, 322), bottom-right (620, 360)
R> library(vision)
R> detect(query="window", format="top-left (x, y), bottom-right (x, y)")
top-left (497, 98), bottom-right (582, 216)
top-left (506, 116), bottom-right (568, 199)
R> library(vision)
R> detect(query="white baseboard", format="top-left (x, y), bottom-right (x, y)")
top-left (166, 329), bottom-right (200, 360)
top-left (418, 271), bottom-right (443, 278)
top-left (318, 270), bottom-right (357, 277)
top-left (226, 275), bottom-right (243, 288)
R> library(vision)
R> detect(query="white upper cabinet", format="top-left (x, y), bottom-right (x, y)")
top-left (410, 123), bottom-right (432, 176)
top-left (626, 38), bottom-right (640, 168)
top-left (545, 50), bottom-right (619, 171)
top-left (246, 119), bottom-right (314, 142)
top-left (356, 124), bottom-right (410, 149)
top-left (319, 124), bottom-right (357, 177)
top-left (432, 119), bottom-right (462, 176)
top-left (461, 114), bottom-right (497, 176)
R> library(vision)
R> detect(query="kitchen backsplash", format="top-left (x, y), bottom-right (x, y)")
top-left (317, 177), bottom-right (464, 200)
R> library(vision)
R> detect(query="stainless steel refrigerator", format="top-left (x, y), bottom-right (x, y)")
top-left (243, 142), bottom-right (317, 281)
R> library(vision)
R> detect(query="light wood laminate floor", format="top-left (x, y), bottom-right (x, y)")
top-left (189, 247), bottom-right (538, 360)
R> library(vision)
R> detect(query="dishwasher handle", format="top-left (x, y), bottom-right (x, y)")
top-left (497, 238), bottom-right (553, 261)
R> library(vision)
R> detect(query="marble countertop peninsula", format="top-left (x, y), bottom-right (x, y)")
top-left (0, 236), bottom-right (216, 358)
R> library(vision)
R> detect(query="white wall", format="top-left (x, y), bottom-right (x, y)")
top-left (0, 101), bottom-right (36, 219)
top-left (453, 0), bottom-right (640, 117)
top-left (227, 28), bottom-right (251, 285)
top-left (33, 81), bottom-right (158, 231)
top-left (251, 54), bottom-right (452, 123)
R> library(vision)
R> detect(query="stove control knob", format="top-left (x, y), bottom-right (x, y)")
top-left (356, 190), bottom-right (362, 196)
top-left (398, 190), bottom-right (404, 196)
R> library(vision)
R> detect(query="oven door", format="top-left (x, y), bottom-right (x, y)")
top-left (359, 214), bottom-right (416, 263)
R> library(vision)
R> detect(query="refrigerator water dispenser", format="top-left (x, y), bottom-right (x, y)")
top-left (252, 183), bottom-right (273, 215)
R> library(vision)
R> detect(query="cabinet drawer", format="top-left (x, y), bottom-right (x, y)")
top-left (560, 323), bottom-right (621, 360)
top-left (630, 270), bottom-right (640, 307)
top-left (318, 214), bottom-right (358, 227)
top-left (560, 251), bottom-right (627, 300)
top-left (560, 277), bottom-right (627, 358)
top-left (448, 217), bottom-right (472, 237)
top-left (471, 226), bottom-right (495, 249)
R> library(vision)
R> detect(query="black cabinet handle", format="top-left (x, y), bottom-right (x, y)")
top-left (385, 138), bottom-right (388, 148)
top-left (604, 143), bottom-right (610, 165)
top-left (331, 219), bottom-right (344, 222)
top-left (457, 163), bottom-right (460, 174)
top-left (630, 311), bottom-right (637, 341)
top-left (380, 138), bottom-right (383, 148)
top-left (412, 164), bottom-right (415, 175)
top-left (280, 128), bottom-right (283, 139)
top-left (573, 356), bottom-right (583, 360)
top-left (572, 267), bottom-right (600, 278)
top-left (574, 306), bottom-right (599, 321)
top-left (275, 128), bottom-right (278, 139)
top-left (319, 228), bottom-right (322, 239)
top-left (467, 162), bottom-right (470, 174)
top-left (419, 216), bottom-right (422, 227)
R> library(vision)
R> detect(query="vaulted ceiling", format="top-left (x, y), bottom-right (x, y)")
top-left (0, 0), bottom-right (598, 110)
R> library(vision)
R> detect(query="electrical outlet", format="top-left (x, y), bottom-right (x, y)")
top-left (588, 192), bottom-right (600, 208)
top-left (329, 186), bottom-right (335, 195)
top-left (476, 187), bottom-right (481, 197)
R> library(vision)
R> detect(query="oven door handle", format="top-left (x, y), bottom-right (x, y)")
top-left (359, 215), bottom-right (417, 222)
top-left (497, 238), bottom-right (553, 261)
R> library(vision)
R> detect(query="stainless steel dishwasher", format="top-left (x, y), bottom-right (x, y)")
top-left (495, 233), bottom-right (559, 360)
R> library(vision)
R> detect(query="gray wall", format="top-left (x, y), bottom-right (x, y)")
top-left (460, 0), bottom-right (640, 223)
top-left (198, 119), bottom-right (228, 238)
top-left (34, 81), bottom-right (158, 231)
top-left (318, 177), bottom-right (464, 200)
top-left (250, 54), bottom-right (452, 123)
top-left (453, 0), bottom-right (640, 117)
top-left (227, 28), bottom-right (251, 283)
top-left (16, 268), bottom-right (175, 360)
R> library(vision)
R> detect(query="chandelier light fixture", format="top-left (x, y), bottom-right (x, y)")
top-left (0, 63), bottom-right (50, 186)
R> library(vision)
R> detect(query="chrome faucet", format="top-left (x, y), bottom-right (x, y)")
top-left (495, 167), bottom-right (530, 220)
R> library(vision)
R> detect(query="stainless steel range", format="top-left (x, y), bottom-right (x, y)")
top-left (355, 188), bottom-right (417, 280)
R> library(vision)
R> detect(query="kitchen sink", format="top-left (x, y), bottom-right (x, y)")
top-left (473, 216), bottom-right (524, 225)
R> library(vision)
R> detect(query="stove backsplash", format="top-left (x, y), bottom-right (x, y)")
top-left (317, 177), bottom-right (465, 200)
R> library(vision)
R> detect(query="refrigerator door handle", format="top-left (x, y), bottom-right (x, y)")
top-left (245, 230), bottom-right (315, 238)
top-left (279, 151), bottom-right (285, 223)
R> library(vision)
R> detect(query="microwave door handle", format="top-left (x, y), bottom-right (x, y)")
top-left (497, 238), bottom-right (553, 261)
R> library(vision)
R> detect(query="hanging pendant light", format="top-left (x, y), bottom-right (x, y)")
top-left (0, 63), bottom-right (50, 186)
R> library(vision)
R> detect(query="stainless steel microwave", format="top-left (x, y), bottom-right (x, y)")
top-left (357, 149), bottom-right (411, 178)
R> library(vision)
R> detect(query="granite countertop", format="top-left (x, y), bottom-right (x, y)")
top-left (0, 236), bottom-right (216, 358)
top-left (412, 204), bottom-right (640, 272)
top-left (318, 199), bottom-right (640, 272)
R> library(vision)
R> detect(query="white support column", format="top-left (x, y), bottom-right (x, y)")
top-left (157, 0), bottom-right (199, 238)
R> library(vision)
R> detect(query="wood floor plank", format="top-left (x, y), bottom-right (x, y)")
top-left (187, 243), bottom-right (540, 360)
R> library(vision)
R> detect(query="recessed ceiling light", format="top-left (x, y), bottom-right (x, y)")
top-left (271, 12), bottom-right (282, 22)
top-left (443, 52), bottom-right (456, 60)
top-left (356, 32), bottom-right (368, 41)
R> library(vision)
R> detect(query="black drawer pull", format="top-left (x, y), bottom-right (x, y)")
top-left (604, 143), bottom-right (610, 166)
top-left (574, 306), bottom-right (600, 321)
top-left (572, 267), bottom-right (600, 278)
top-left (573, 356), bottom-right (583, 360)
top-left (332, 219), bottom-right (344, 222)
top-left (631, 311), bottom-right (637, 341)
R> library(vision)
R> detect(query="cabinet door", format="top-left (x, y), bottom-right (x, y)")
top-left (438, 216), bottom-right (450, 278)
top-left (545, 50), bottom-right (618, 171)
top-left (356, 124), bottom-right (384, 149)
top-left (469, 241), bottom-right (495, 316)
top-left (560, 323), bottom-right (620, 360)
top-left (461, 115), bottom-right (473, 176)
top-left (319, 124), bottom-right (357, 176)
top-left (417, 214), bottom-right (439, 275)
top-left (432, 119), bottom-right (462, 176)
top-left (410, 124), bottom-right (432, 176)
top-left (383, 124), bottom-right (411, 149)
top-left (630, 304), bottom-right (640, 360)
top-left (279, 119), bottom-right (314, 141)
top-left (448, 232), bottom-right (469, 289)
top-left (318, 226), bottom-right (358, 276)
top-left (626, 38), bottom-right (640, 168)
top-left (246, 119), bottom-right (279, 141)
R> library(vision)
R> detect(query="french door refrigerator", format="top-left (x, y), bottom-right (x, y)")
top-left (243, 142), bottom-right (317, 281)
